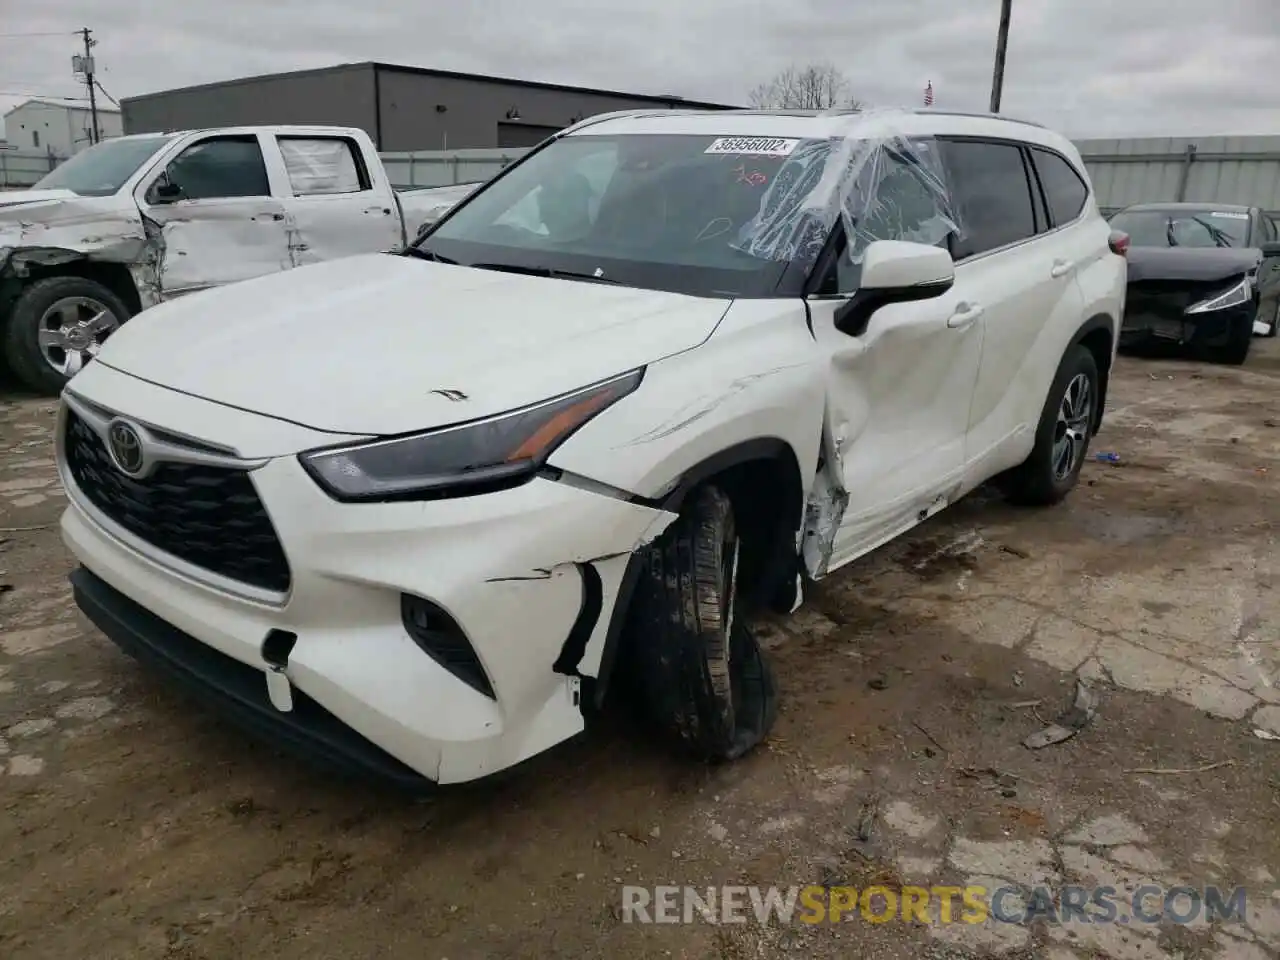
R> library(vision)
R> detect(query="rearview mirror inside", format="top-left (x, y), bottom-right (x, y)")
top-left (834, 240), bottom-right (955, 337)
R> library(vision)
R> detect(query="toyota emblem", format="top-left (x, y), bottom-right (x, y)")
top-left (107, 420), bottom-right (145, 476)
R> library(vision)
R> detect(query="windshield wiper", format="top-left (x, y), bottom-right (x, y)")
top-left (403, 247), bottom-right (458, 264)
top-left (469, 262), bottom-right (618, 284)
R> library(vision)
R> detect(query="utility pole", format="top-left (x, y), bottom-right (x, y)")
top-left (988, 0), bottom-right (1013, 113)
top-left (74, 27), bottom-right (99, 144)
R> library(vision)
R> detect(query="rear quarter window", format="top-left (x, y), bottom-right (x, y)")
top-left (1031, 148), bottom-right (1089, 227)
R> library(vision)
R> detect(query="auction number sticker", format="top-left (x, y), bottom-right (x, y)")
top-left (705, 137), bottom-right (800, 157)
top-left (1209, 211), bottom-right (1249, 219)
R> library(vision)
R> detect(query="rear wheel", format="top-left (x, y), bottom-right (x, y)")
top-left (1001, 345), bottom-right (1098, 507)
top-left (626, 486), bottom-right (778, 762)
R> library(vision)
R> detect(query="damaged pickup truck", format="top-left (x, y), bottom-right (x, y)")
top-left (0, 126), bottom-right (472, 393)
top-left (56, 107), bottom-right (1125, 787)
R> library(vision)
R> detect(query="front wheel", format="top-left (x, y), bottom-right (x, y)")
top-left (626, 486), bottom-right (778, 762)
top-left (1001, 344), bottom-right (1099, 507)
top-left (4, 276), bottom-right (130, 394)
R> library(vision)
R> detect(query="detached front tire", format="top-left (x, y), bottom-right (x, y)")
top-left (627, 486), bottom-right (778, 762)
top-left (1002, 344), bottom-right (1099, 506)
top-left (4, 276), bottom-right (130, 395)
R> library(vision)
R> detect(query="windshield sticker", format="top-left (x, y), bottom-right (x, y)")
top-left (1209, 211), bottom-right (1249, 219)
top-left (705, 137), bottom-right (800, 157)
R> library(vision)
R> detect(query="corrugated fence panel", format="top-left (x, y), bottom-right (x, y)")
top-left (379, 149), bottom-right (530, 189)
top-left (0, 150), bottom-right (60, 188)
top-left (1076, 135), bottom-right (1280, 218)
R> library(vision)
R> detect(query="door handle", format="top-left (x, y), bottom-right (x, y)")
top-left (947, 302), bottom-right (983, 329)
top-left (1050, 259), bottom-right (1075, 278)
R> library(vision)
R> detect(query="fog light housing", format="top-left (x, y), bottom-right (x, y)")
top-left (401, 594), bottom-right (495, 699)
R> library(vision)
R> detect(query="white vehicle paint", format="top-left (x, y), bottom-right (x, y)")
top-left (0, 127), bottom-right (474, 393)
top-left (55, 107), bottom-right (1127, 786)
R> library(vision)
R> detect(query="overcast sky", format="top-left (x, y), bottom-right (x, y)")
top-left (2, 0), bottom-right (1277, 142)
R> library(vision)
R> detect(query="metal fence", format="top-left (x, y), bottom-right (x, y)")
top-left (0, 148), bottom-right (59, 188)
top-left (5, 136), bottom-right (1280, 220)
top-left (1077, 136), bottom-right (1280, 220)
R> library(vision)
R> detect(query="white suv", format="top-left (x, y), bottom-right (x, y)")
top-left (55, 108), bottom-right (1125, 786)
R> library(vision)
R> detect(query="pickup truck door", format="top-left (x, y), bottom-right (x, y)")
top-left (266, 134), bottom-right (404, 262)
top-left (134, 132), bottom-right (293, 298)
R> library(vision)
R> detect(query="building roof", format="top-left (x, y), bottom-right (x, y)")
top-left (3, 97), bottom-right (121, 117)
top-left (120, 61), bottom-right (740, 110)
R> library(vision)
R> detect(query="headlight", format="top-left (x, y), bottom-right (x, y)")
top-left (299, 369), bottom-right (644, 502)
top-left (1185, 276), bottom-right (1252, 314)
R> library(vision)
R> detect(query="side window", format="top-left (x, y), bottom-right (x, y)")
top-left (939, 139), bottom-right (1037, 259)
top-left (161, 136), bottom-right (270, 201)
top-left (1031, 147), bottom-right (1089, 227)
top-left (835, 152), bottom-right (952, 291)
top-left (278, 137), bottom-right (370, 196)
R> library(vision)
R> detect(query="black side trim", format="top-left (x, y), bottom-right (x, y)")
top-left (70, 567), bottom-right (431, 791)
top-left (649, 438), bottom-right (797, 514)
top-left (1072, 313), bottom-right (1117, 433)
top-left (554, 562), bottom-right (603, 676)
top-left (592, 550), bottom-right (647, 708)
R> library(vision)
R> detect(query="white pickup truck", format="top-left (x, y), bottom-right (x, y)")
top-left (0, 125), bottom-right (477, 392)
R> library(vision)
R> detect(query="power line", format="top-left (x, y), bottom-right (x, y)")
top-left (0, 91), bottom-right (90, 101)
top-left (94, 79), bottom-right (119, 107)
top-left (0, 32), bottom-right (78, 39)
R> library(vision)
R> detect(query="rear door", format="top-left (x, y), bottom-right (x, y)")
top-left (268, 133), bottom-right (403, 263)
top-left (938, 138), bottom-right (1085, 483)
top-left (134, 133), bottom-right (292, 298)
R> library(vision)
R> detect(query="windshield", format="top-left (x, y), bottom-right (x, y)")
top-left (33, 136), bottom-right (174, 197)
top-left (1109, 208), bottom-right (1250, 249)
top-left (417, 133), bottom-right (841, 298)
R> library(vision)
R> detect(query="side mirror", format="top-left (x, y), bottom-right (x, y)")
top-left (151, 179), bottom-right (183, 204)
top-left (1260, 241), bottom-right (1280, 259)
top-left (833, 240), bottom-right (955, 337)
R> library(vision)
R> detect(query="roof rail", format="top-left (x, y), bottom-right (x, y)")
top-left (913, 108), bottom-right (1046, 129)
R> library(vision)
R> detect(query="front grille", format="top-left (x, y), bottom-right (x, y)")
top-left (64, 411), bottom-right (292, 593)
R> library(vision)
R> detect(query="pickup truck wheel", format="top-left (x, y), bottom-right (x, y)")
top-left (628, 485), bottom-right (778, 763)
top-left (1001, 344), bottom-right (1099, 507)
top-left (4, 276), bottom-right (129, 394)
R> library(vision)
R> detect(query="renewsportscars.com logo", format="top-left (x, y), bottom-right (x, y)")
top-left (620, 884), bottom-right (1248, 926)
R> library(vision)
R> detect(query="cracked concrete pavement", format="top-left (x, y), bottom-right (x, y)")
top-left (1, 341), bottom-right (1278, 959)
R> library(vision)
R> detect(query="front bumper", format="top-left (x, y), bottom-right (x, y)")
top-left (58, 374), bottom-right (675, 785)
top-left (1120, 296), bottom-right (1255, 349)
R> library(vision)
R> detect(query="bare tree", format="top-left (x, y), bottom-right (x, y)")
top-left (749, 63), bottom-right (863, 111)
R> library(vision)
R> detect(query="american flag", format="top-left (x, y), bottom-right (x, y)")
top-left (924, 81), bottom-right (934, 107)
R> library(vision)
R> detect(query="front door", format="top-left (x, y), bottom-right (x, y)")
top-left (270, 134), bottom-right (403, 263)
top-left (135, 133), bottom-right (292, 298)
top-left (804, 144), bottom-right (983, 574)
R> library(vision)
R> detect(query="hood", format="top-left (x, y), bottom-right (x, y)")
top-left (96, 253), bottom-right (732, 436)
top-left (0, 188), bottom-right (81, 208)
top-left (1126, 246), bottom-right (1262, 284)
top-left (0, 192), bottom-right (144, 262)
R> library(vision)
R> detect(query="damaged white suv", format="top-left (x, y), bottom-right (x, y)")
top-left (56, 108), bottom-right (1125, 786)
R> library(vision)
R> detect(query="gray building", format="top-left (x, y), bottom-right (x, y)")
top-left (121, 62), bottom-right (738, 151)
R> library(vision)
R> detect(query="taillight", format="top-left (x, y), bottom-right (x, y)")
top-left (1108, 230), bottom-right (1130, 257)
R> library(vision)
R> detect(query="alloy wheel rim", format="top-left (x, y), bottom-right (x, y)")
top-left (1052, 372), bottom-right (1093, 482)
top-left (37, 296), bottom-right (119, 377)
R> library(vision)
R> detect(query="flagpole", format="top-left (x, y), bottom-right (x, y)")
top-left (989, 0), bottom-right (1013, 112)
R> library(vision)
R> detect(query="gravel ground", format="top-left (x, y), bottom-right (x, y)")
top-left (1, 341), bottom-right (1279, 960)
